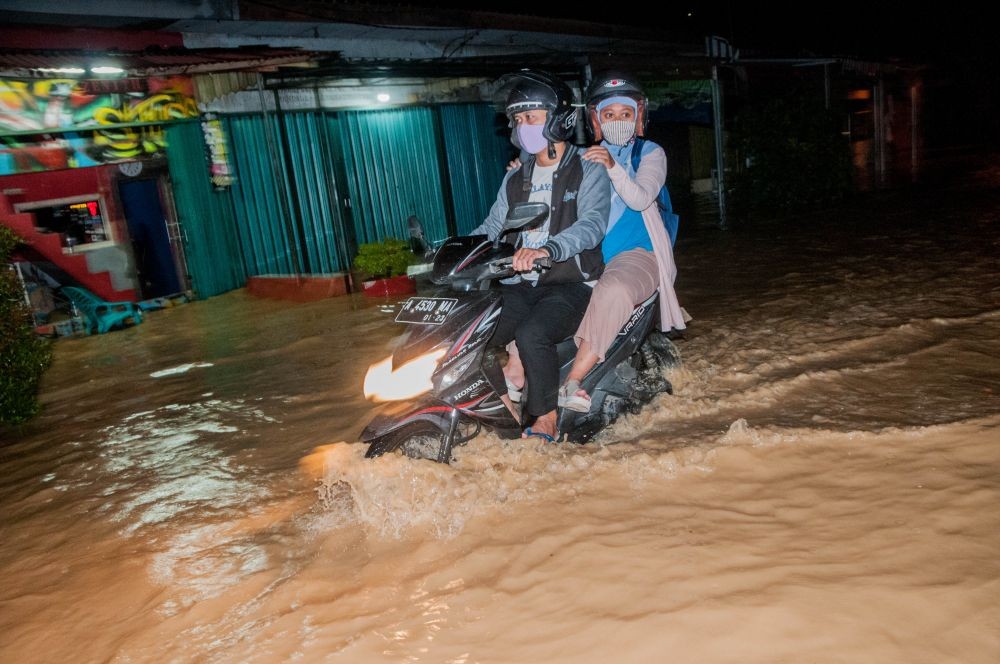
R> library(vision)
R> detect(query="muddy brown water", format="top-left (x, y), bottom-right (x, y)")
top-left (2, 160), bottom-right (998, 663)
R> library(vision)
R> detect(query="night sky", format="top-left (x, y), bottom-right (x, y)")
top-left (680, 2), bottom-right (991, 63)
top-left (362, 0), bottom-right (992, 64)
top-left (365, 0), bottom-right (996, 147)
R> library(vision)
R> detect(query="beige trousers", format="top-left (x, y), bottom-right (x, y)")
top-left (574, 248), bottom-right (659, 363)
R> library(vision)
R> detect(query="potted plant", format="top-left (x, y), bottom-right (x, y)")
top-left (353, 237), bottom-right (418, 297)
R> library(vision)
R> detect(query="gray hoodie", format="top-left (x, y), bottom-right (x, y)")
top-left (470, 144), bottom-right (610, 263)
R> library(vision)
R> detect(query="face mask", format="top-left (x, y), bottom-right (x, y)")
top-left (600, 120), bottom-right (636, 146)
top-left (516, 123), bottom-right (549, 154)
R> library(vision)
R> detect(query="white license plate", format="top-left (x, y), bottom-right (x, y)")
top-left (395, 297), bottom-right (458, 325)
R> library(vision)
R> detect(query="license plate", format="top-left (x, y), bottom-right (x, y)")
top-left (395, 297), bottom-right (458, 325)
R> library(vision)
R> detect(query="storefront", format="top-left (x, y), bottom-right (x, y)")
top-left (1, 75), bottom-right (199, 309)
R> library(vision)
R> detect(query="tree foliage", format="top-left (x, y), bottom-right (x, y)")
top-left (1, 226), bottom-right (52, 426)
top-left (731, 93), bottom-right (853, 215)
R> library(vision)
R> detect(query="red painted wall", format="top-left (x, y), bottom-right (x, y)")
top-left (1, 165), bottom-right (127, 242)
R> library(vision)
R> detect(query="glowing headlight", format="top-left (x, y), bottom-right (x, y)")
top-left (363, 349), bottom-right (446, 402)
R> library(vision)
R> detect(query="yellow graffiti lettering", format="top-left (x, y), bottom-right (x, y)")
top-left (93, 93), bottom-right (198, 128)
top-left (90, 90), bottom-right (193, 159)
top-left (93, 122), bottom-right (166, 159)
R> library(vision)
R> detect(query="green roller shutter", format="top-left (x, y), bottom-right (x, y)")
top-left (439, 103), bottom-right (513, 235)
top-left (335, 108), bottom-right (449, 245)
top-left (164, 122), bottom-right (247, 298)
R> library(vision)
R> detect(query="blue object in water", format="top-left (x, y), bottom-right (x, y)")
top-left (61, 286), bottom-right (143, 335)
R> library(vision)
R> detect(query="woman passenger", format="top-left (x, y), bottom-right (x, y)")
top-left (558, 72), bottom-right (688, 411)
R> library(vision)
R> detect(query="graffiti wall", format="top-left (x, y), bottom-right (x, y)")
top-left (0, 77), bottom-right (198, 175)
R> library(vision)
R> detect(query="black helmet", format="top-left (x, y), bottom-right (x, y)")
top-left (585, 71), bottom-right (648, 142)
top-left (494, 69), bottom-right (578, 145)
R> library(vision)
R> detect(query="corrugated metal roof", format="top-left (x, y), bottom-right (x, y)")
top-left (0, 47), bottom-right (320, 78)
top-left (193, 71), bottom-right (263, 105)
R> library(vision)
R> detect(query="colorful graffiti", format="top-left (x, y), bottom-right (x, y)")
top-left (0, 77), bottom-right (198, 174)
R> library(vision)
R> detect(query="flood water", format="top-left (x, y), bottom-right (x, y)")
top-left (2, 156), bottom-right (999, 663)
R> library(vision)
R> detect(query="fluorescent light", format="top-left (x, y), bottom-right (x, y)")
top-left (376, 93), bottom-right (391, 103)
top-left (37, 67), bottom-right (86, 74)
top-left (91, 66), bottom-right (124, 75)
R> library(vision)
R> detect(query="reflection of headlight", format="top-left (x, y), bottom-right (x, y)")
top-left (363, 349), bottom-right (446, 402)
top-left (439, 353), bottom-right (476, 389)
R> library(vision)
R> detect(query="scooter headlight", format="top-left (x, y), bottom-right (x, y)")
top-left (363, 349), bottom-right (446, 402)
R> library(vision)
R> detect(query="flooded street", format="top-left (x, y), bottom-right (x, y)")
top-left (2, 158), bottom-right (998, 663)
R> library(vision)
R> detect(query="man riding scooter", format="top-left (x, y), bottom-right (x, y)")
top-left (469, 69), bottom-right (611, 441)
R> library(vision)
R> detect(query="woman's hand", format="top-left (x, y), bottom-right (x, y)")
top-left (505, 158), bottom-right (522, 172)
top-left (512, 247), bottom-right (550, 273)
top-left (581, 146), bottom-right (614, 169)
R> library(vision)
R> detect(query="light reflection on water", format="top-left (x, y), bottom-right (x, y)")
top-left (84, 399), bottom-right (289, 615)
top-left (97, 399), bottom-right (276, 533)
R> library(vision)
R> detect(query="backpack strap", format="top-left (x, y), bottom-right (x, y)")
top-left (520, 156), bottom-right (536, 193)
top-left (629, 137), bottom-right (645, 173)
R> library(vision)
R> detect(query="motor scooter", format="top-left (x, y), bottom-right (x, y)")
top-left (360, 202), bottom-right (680, 462)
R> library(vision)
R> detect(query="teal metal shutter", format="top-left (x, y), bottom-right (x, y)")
top-left (439, 103), bottom-right (513, 235)
top-left (225, 114), bottom-right (300, 275)
top-left (280, 112), bottom-right (350, 274)
top-left (224, 112), bottom-right (351, 276)
top-left (335, 108), bottom-right (448, 245)
top-left (164, 122), bottom-right (247, 298)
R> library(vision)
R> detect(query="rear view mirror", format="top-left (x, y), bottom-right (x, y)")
top-left (496, 202), bottom-right (549, 248)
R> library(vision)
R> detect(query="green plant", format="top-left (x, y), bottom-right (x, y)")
top-left (1, 226), bottom-right (52, 426)
top-left (731, 91), bottom-right (853, 216)
top-left (353, 237), bottom-right (416, 279)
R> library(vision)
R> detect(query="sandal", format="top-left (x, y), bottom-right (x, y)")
top-left (505, 378), bottom-right (522, 403)
top-left (558, 379), bottom-right (591, 413)
top-left (522, 427), bottom-right (556, 443)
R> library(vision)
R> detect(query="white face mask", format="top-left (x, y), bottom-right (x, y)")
top-left (600, 120), bottom-right (636, 146)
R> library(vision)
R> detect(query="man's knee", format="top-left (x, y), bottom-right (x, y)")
top-left (514, 319), bottom-right (555, 355)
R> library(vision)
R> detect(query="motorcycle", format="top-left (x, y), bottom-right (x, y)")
top-left (360, 202), bottom-right (681, 463)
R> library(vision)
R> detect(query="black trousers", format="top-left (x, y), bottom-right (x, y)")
top-left (486, 281), bottom-right (592, 418)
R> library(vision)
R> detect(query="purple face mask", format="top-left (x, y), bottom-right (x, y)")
top-left (516, 123), bottom-right (549, 155)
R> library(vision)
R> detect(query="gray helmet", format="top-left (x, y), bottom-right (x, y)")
top-left (585, 71), bottom-right (648, 141)
top-left (494, 69), bottom-right (578, 144)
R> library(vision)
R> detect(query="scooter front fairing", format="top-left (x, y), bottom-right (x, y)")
top-left (361, 389), bottom-right (520, 461)
top-left (363, 289), bottom-right (521, 460)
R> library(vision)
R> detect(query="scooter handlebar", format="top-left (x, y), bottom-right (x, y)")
top-left (489, 256), bottom-right (551, 273)
top-left (533, 256), bottom-right (552, 269)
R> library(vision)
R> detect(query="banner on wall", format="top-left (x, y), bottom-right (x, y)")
top-left (200, 114), bottom-right (234, 189)
top-left (0, 76), bottom-right (198, 175)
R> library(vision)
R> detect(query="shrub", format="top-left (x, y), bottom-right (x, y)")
top-left (1, 226), bottom-right (52, 426)
top-left (353, 237), bottom-right (416, 278)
